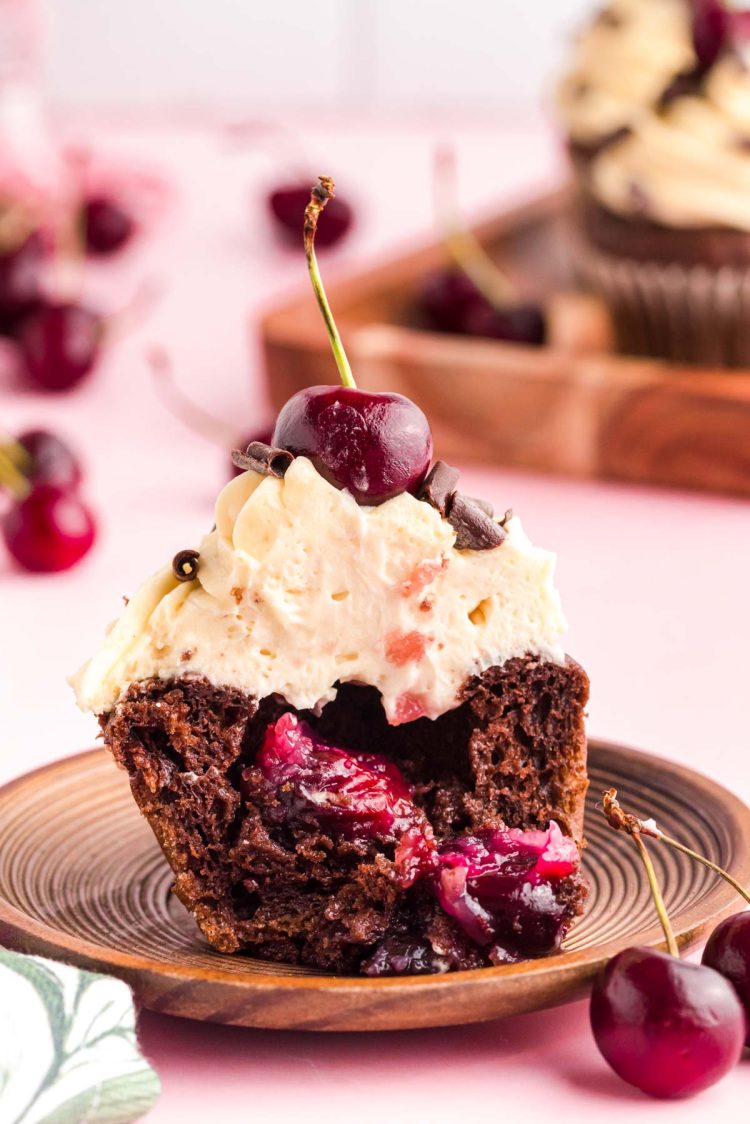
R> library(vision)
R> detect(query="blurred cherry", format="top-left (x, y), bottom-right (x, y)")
top-left (268, 182), bottom-right (353, 248)
top-left (83, 194), bottom-right (136, 256)
top-left (0, 230), bottom-right (46, 335)
top-left (15, 429), bottom-right (82, 489)
top-left (18, 301), bottom-right (103, 391)
top-left (2, 483), bottom-right (96, 572)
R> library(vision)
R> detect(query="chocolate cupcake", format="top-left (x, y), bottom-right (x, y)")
top-left (557, 0), bottom-right (750, 366)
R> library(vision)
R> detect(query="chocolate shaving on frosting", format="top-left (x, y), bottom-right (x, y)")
top-left (231, 441), bottom-right (294, 478)
top-left (419, 460), bottom-right (504, 551)
top-left (448, 494), bottom-right (506, 552)
top-left (418, 460), bottom-right (460, 516)
top-left (172, 549), bottom-right (200, 582)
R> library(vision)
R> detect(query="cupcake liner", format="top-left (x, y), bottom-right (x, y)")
top-left (570, 236), bottom-right (750, 367)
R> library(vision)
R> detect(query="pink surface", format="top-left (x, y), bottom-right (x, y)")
top-left (1, 116), bottom-right (749, 1121)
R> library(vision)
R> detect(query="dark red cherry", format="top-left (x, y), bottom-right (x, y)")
top-left (590, 946), bottom-right (746, 1098)
top-left (691, 0), bottom-right (729, 71)
top-left (419, 269), bottom-right (483, 334)
top-left (82, 194), bottom-right (135, 256)
top-left (462, 298), bottom-right (547, 346)
top-left (272, 385), bottom-right (433, 505)
top-left (703, 912), bottom-right (750, 1045)
top-left (2, 483), bottom-right (96, 572)
top-left (0, 230), bottom-right (46, 335)
top-left (16, 429), bottom-right (82, 489)
top-left (268, 182), bottom-right (353, 248)
top-left (434, 822), bottom-right (581, 957)
top-left (18, 301), bottom-right (103, 391)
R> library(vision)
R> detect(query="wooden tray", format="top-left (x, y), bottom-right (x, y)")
top-left (1, 742), bottom-right (748, 1032)
top-left (261, 188), bottom-right (750, 499)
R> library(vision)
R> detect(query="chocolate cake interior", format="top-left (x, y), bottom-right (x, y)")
top-left (103, 654), bottom-right (589, 975)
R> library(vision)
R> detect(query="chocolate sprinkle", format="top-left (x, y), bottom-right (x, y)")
top-left (231, 441), bottom-right (294, 478)
top-left (448, 494), bottom-right (506, 552)
top-left (172, 549), bottom-right (200, 582)
top-left (418, 460), bottom-right (460, 516)
top-left (465, 495), bottom-right (494, 518)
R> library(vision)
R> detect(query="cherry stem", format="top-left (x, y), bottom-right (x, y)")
top-left (602, 787), bottom-right (750, 906)
top-left (303, 177), bottom-right (356, 389)
top-left (434, 147), bottom-right (517, 310)
top-left (148, 346), bottom-right (237, 447)
top-left (0, 446), bottom-right (30, 500)
top-left (631, 830), bottom-right (680, 958)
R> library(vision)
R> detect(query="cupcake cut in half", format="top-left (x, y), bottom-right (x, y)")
top-left (72, 177), bottom-right (589, 976)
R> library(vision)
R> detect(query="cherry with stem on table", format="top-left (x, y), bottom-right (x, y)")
top-left (590, 789), bottom-right (747, 1098)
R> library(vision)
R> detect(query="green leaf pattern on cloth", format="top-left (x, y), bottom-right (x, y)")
top-left (0, 948), bottom-right (160, 1124)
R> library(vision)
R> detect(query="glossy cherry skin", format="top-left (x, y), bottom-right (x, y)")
top-left (703, 912), bottom-right (750, 1045)
top-left (268, 183), bottom-right (353, 248)
top-left (272, 385), bottom-right (433, 505)
top-left (16, 429), bottom-right (82, 489)
top-left (18, 302), bottom-right (103, 391)
top-left (2, 484), bottom-right (96, 572)
top-left (83, 194), bottom-right (135, 256)
top-left (590, 947), bottom-right (746, 1098)
top-left (0, 230), bottom-right (46, 335)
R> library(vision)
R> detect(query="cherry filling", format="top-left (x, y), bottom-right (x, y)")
top-left (434, 824), bottom-right (580, 958)
top-left (248, 714), bottom-right (436, 884)
top-left (246, 714), bottom-right (582, 969)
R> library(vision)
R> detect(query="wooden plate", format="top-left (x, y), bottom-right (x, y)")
top-left (0, 742), bottom-right (748, 1032)
top-left (261, 188), bottom-right (750, 499)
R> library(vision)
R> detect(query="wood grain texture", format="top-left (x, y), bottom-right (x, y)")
top-left (260, 188), bottom-right (750, 498)
top-left (0, 742), bottom-right (748, 1032)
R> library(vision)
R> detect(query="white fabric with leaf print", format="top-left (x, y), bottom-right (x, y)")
top-left (0, 948), bottom-right (159, 1124)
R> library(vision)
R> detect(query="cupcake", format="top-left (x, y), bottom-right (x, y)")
top-left (557, 0), bottom-right (750, 366)
top-left (71, 180), bottom-right (590, 976)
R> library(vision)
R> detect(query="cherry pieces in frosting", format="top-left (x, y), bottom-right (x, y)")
top-left (272, 385), bottom-right (433, 505)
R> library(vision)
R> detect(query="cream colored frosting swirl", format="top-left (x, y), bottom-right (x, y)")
top-left (556, 0), bottom-right (695, 144)
top-left (72, 458), bottom-right (566, 724)
top-left (592, 55), bottom-right (750, 230)
top-left (557, 0), bottom-right (750, 230)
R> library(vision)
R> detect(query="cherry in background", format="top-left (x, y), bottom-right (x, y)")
top-left (268, 182), bottom-right (353, 248)
top-left (17, 301), bottom-right (103, 392)
top-left (271, 176), bottom-right (432, 505)
top-left (0, 230), bottom-right (46, 335)
top-left (82, 194), bottom-right (136, 256)
top-left (3, 483), bottom-right (96, 573)
top-left (0, 429), bottom-right (95, 572)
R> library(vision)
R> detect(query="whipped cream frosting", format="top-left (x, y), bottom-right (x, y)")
top-left (556, 0), bottom-right (694, 144)
top-left (72, 458), bottom-right (566, 725)
top-left (592, 56), bottom-right (750, 230)
top-left (557, 1), bottom-right (750, 231)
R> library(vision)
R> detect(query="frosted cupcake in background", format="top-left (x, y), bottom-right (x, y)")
top-left (557, 0), bottom-right (750, 366)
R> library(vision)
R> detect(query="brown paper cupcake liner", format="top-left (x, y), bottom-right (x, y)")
top-left (570, 238), bottom-right (750, 368)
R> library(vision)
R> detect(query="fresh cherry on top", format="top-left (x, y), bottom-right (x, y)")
top-left (271, 177), bottom-right (432, 505)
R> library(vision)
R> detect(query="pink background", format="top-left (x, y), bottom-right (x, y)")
top-left (1, 115), bottom-right (749, 1120)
